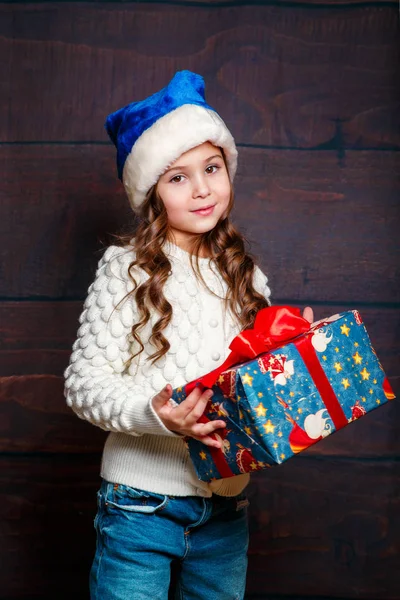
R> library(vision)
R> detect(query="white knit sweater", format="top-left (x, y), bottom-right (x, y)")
top-left (64, 242), bottom-right (271, 497)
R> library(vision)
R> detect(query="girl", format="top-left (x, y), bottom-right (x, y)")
top-left (64, 70), bottom-right (313, 600)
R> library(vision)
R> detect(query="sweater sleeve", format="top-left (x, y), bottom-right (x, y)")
top-left (253, 265), bottom-right (272, 305)
top-left (64, 246), bottom-right (179, 438)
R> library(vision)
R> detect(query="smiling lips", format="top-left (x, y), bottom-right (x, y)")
top-left (191, 204), bottom-right (216, 216)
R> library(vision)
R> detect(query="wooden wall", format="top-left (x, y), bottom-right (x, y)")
top-left (1, 1), bottom-right (399, 598)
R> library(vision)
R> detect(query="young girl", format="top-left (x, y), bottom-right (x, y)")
top-left (64, 70), bottom-right (313, 600)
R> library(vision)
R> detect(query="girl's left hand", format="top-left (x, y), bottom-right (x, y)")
top-left (302, 306), bottom-right (314, 324)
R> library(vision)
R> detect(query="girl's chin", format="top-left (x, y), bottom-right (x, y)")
top-left (171, 221), bottom-right (219, 237)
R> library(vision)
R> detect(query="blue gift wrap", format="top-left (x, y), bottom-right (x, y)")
top-left (172, 310), bottom-right (395, 482)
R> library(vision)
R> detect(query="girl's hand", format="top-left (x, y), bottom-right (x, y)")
top-left (152, 384), bottom-right (225, 448)
top-left (302, 306), bottom-right (314, 324)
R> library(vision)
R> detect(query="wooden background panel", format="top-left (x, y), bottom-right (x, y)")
top-left (0, 455), bottom-right (98, 599)
top-left (247, 457), bottom-right (400, 599)
top-left (1, 301), bottom-right (397, 456)
top-left (26, 0), bottom-right (397, 4)
top-left (1, 303), bottom-right (398, 377)
top-left (1, 146), bottom-right (398, 302)
top-left (1, 455), bottom-right (398, 599)
top-left (0, 373), bottom-right (398, 456)
top-left (1, 4), bottom-right (398, 148)
top-left (235, 149), bottom-right (400, 303)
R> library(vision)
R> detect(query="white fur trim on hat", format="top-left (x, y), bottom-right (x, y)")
top-left (122, 104), bottom-right (238, 211)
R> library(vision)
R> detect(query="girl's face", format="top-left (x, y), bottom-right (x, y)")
top-left (156, 142), bottom-right (231, 251)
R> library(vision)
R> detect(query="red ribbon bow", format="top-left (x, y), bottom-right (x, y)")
top-left (186, 306), bottom-right (310, 394)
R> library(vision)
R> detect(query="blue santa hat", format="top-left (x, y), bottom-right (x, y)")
top-left (105, 70), bottom-right (238, 211)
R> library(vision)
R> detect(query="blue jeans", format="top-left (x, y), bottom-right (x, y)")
top-left (90, 479), bottom-right (249, 600)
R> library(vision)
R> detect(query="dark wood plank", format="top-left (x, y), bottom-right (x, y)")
top-left (1, 146), bottom-right (398, 303)
top-left (0, 454), bottom-right (398, 599)
top-left (246, 457), bottom-right (400, 599)
top-left (0, 302), bottom-right (398, 378)
top-left (1, 4), bottom-right (398, 148)
top-left (0, 375), bottom-right (107, 453)
top-left (0, 370), bottom-right (398, 456)
top-left (0, 301), bottom-right (81, 376)
top-left (32, 1), bottom-right (397, 4)
top-left (235, 149), bottom-right (400, 305)
top-left (0, 455), bottom-right (99, 599)
top-left (0, 301), bottom-right (397, 455)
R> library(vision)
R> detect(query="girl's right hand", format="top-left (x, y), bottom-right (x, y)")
top-left (152, 384), bottom-right (226, 448)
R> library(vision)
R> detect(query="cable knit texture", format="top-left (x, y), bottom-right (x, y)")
top-left (64, 242), bottom-right (271, 497)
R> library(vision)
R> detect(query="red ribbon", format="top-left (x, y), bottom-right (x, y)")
top-left (188, 306), bottom-right (348, 478)
top-left (186, 306), bottom-right (310, 394)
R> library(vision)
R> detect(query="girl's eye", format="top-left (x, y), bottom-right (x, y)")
top-left (205, 165), bottom-right (219, 174)
top-left (170, 175), bottom-right (184, 183)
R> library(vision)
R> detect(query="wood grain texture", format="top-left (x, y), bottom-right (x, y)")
top-left (0, 455), bottom-right (398, 599)
top-left (0, 302), bottom-right (398, 378)
top-left (0, 300), bottom-right (397, 455)
top-left (1, 145), bottom-right (398, 303)
top-left (7, 0), bottom-right (395, 4)
top-left (0, 455), bottom-right (98, 599)
top-left (247, 457), bottom-right (400, 599)
top-left (1, 4), bottom-right (398, 148)
top-left (0, 378), bottom-right (398, 456)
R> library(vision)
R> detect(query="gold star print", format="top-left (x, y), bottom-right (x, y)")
top-left (257, 461), bottom-right (264, 468)
top-left (242, 373), bottom-right (254, 386)
top-left (239, 410), bottom-right (244, 419)
top-left (354, 342), bottom-right (359, 347)
top-left (199, 451), bottom-right (207, 460)
top-left (217, 375), bottom-right (225, 385)
top-left (369, 389), bottom-right (373, 395)
top-left (263, 420), bottom-right (275, 434)
top-left (257, 392), bottom-right (263, 398)
top-left (244, 426), bottom-right (252, 435)
top-left (322, 355), bottom-right (327, 361)
top-left (335, 347), bottom-right (340, 353)
top-left (341, 378), bottom-right (350, 390)
top-left (177, 387), bottom-right (182, 393)
top-left (353, 352), bottom-right (362, 365)
top-left (360, 367), bottom-right (370, 381)
top-left (289, 392), bottom-right (294, 397)
top-left (298, 408), bottom-right (303, 414)
top-left (361, 396), bottom-right (366, 402)
top-left (255, 403), bottom-right (267, 417)
top-left (334, 362), bottom-right (342, 373)
top-left (373, 379), bottom-right (377, 384)
top-left (376, 399), bottom-right (381, 405)
top-left (273, 442), bottom-right (278, 449)
top-left (278, 431), bottom-right (283, 437)
top-left (280, 453), bottom-right (286, 460)
top-left (250, 461), bottom-right (258, 470)
top-left (341, 323), bottom-right (350, 336)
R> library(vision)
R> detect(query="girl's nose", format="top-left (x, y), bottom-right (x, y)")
top-left (192, 175), bottom-right (211, 198)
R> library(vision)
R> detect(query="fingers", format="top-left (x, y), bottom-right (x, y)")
top-left (303, 306), bottom-right (314, 324)
top-left (152, 382), bottom-right (227, 445)
top-left (152, 384), bottom-right (173, 410)
top-left (172, 387), bottom-right (213, 424)
top-left (192, 434), bottom-right (224, 449)
top-left (191, 419), bottom-right (226, 438)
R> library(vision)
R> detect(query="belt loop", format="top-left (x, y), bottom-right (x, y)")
top-left (105, 481), bottom-right (115, 503)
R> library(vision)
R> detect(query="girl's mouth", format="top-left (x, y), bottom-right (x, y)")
top-left (191, 205), bottom-right (216, 216)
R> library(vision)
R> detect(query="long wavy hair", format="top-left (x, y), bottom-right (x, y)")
top-left (115, 154), bottom-right (270, 364)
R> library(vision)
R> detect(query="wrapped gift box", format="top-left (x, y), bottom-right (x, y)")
top-left (172, 308), bottom-right (395, 482)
